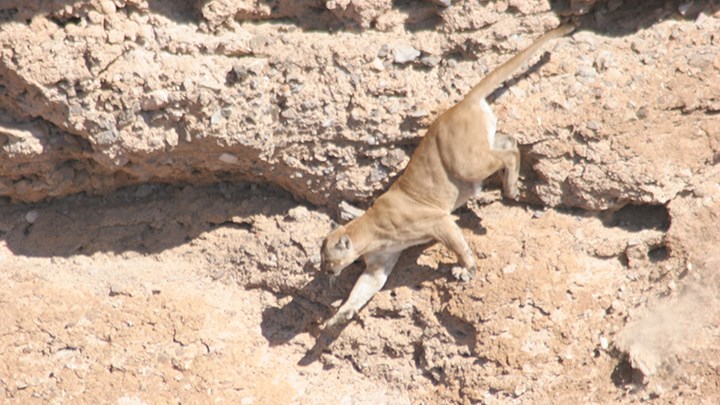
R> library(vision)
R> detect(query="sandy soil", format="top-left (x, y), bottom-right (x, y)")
top-left (1, 180), bottom-right (718, 404)
top-left (0, 184), bottom-right (410, 404)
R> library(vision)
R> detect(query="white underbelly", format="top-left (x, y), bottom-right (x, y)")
top-left (453, 182), bottom-right (483, 210)
top-left (478, 98), bottom-right (497, 147)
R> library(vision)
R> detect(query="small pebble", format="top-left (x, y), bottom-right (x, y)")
top-left (210, 110), bottom-right (223, 125)
top-left (420, 55), bottom-right (441, 67)
top-left (287, 206), bottom-right (309, 221)
top-left (381, 148), bottom-right (406, 168)
top-left (371, 58), bottom-right (385, 71)
top-left (377, 44), bottom-right (390, 58)
top-left (219, 153), bottom-right (239, 164)
top-left (678, 1), bottom-right (693, 16)
top-left (135, 184), bottom-right (155, 199)
top-left (393, 44), bottom-right (420, 64)
top-left (502, 264), bottom-right (516, 274)
top-left (25, 210), bottom-right (40, 224)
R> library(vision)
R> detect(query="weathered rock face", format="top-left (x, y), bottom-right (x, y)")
top-left (1, 1), bottom-right (720, 403)
top-left (2, 0), bottom-right (717, 211)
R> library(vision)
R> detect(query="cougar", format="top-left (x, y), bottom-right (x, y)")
top-left (320, 23), bottom-right (577, 328)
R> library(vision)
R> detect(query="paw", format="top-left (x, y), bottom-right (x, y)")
top-left (325, 308), bottom-right (355, 329)
top-left (504, 186), bottom-right (518, 200)
top-left (451, 266), bottom-right (476, 283)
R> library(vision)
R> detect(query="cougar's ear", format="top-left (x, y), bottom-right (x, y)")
top-left (337, 235), bottom-right (352, 250)
top-left (330, 220), bottom-right (339, 230)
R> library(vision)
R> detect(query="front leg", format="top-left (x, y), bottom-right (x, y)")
top-left (434, 217), bottom-right (478, 283)
top-left (326, 251), bottom-right (400, 328)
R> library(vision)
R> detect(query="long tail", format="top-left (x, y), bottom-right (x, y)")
top-left (463, 23), bottom-right (577, 103)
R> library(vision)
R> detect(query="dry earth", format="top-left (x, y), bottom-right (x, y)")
top-left (1, 0), bottom-right (720, 404)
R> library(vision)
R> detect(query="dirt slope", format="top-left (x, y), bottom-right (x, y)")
top-left (1, 0), bottom-right (719, 404)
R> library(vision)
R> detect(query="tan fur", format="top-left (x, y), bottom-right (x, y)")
top-left (321, 23), bottom-right (577, 328)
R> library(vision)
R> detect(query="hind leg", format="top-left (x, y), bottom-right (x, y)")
top-left (491, 134), bottom-right (520, 199)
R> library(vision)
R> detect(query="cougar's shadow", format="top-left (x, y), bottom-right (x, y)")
top-left (260, 208), bottom-right (488, 366)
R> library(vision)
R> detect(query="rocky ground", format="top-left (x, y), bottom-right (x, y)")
top-left (1, 0), bottom-right (719, 404)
